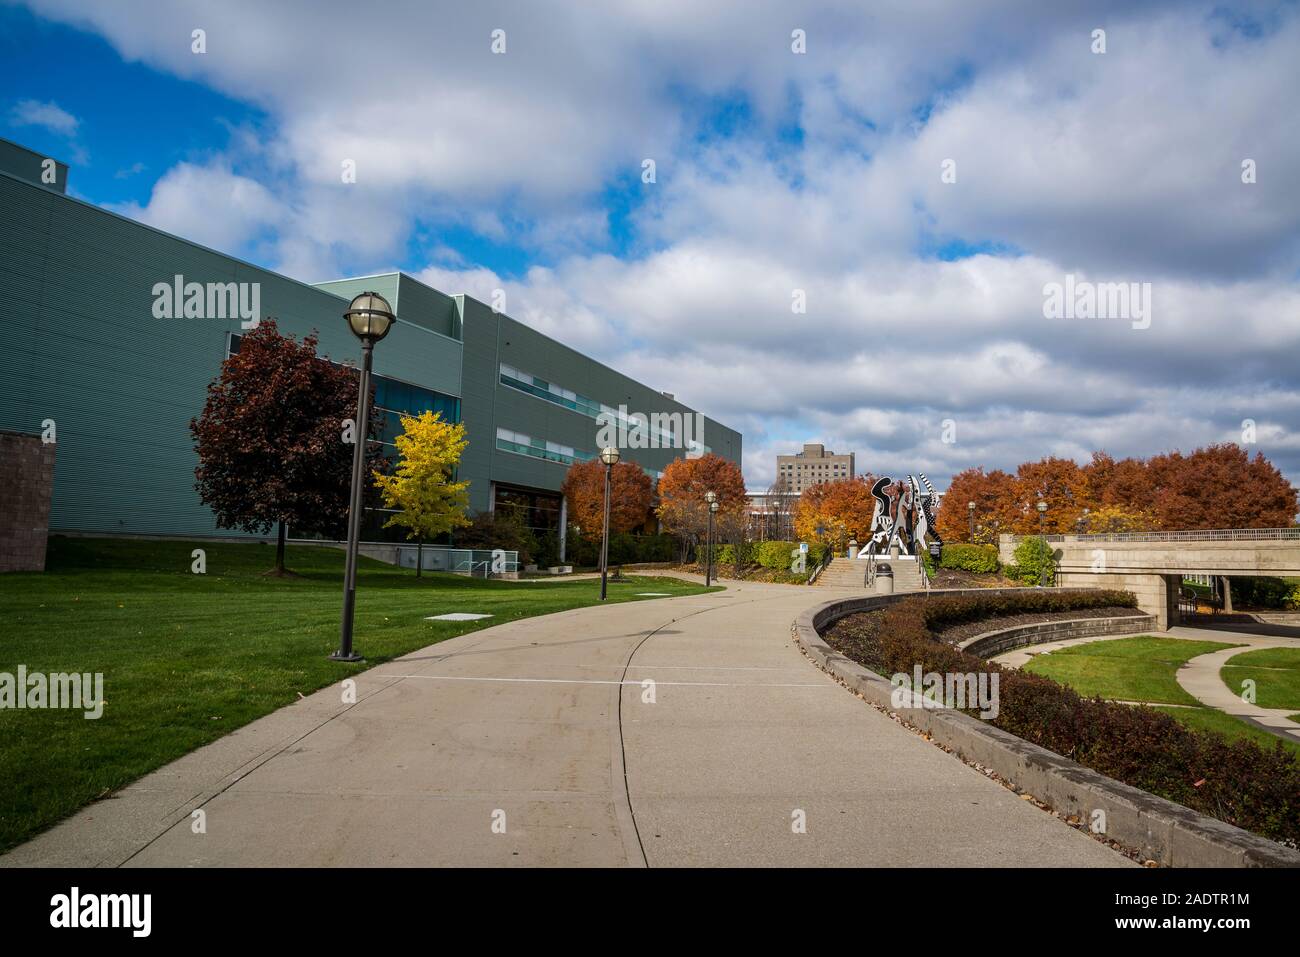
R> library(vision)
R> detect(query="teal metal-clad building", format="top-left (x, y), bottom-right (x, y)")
top-left (0, 137), bottom-right (740, 552)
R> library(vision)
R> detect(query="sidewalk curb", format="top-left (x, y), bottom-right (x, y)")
top-left (793, 591), bottom-right (1300, 868)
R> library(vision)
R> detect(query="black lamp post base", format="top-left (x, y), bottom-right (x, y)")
top-left (328, 651), bottom-right (365, 663)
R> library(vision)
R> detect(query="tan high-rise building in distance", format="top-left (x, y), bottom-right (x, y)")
top-left (776, 443), bottom-right (855, 494)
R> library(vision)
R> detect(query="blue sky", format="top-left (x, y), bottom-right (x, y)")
top-left (3, 0), bottom-right (1298, 491)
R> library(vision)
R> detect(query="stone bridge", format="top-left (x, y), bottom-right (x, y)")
top-left (998, 529), bottom-right (1300, 629)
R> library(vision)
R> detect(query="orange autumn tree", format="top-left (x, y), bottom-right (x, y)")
top-left (1012, 456), bottom-right (1092, 534)
top-left (657, 453), bottom-right (746, 559)
top-left (794, 476), bottom-right (878, 549)
top-left (937, 444), bottom-right (1296, 543)
top-left (936, 467), bottom-right (1019, 544)
top-left (560, 458), bottom-right (654, 536)
top-left (1147, 445), bottom-right (1297, 530)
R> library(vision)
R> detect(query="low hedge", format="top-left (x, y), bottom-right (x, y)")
top-left (939, 542), bottom-right (999, 574)
top-left (700, 542), bottom-right (752, 566)
top-left (834, 590), bottom-right (1300, 845)
top-left (754, 540), bottom-right (798, 570)
top-left (567, 531), bottom-right (678, 567)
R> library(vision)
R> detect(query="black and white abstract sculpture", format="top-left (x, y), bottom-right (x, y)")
top-left (860, 472), bottom-right (943, 559)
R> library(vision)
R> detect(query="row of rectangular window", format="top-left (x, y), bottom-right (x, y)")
top-left (495, 426), bottom-right (663, 479)
top-left (499, 363), bottom-right (707, 453)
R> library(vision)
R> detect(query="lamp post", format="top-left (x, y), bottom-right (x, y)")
top-left (332, 292), bottom-right (395, 662)
top-left (599, 446), bottom-right (620, 600)
top-left (708, 500), bottom-right (720, 585)
top-left (1036, 499), bottom-right (1048, 588)
top-left (704, 491), bottom-right (718, 586)
top-left (967, 500), bottom-right (976, 541)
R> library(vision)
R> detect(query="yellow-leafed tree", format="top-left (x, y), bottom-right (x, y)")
top-left (372, 411), bottom-right (471, 575)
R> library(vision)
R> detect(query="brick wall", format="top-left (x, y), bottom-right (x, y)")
top-left (0, 430), bottom-right (56, 572)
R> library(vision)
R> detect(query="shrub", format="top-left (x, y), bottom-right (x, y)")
top-left (454, 510), bottom-right (537, 565)
top-left (1230, 576), bottom-right (1295, 609)
top-left (755, 540), bottom-right (798, 570)
top-left (698, 542), bottom-right (734, 566)
top-left (826, 589), bottom-right (1300, 845)
top-left (939, 542), bottom-right (999, 574)
top-left (1010, 536), bottom-right (1055, 586)
top-left (567, 530), bottom-right (678, 567)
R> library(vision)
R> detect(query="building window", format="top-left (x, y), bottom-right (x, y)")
top-left (228, 333), bottom-right (459, 454)
top-left (495, 486), bottom-right (562, 536)
top-left (495, 427), bottom-right (587, 466)
top-left (495, 426), bottom-right (662, 479)
top-left (498, 362), bottom-right (710, 454)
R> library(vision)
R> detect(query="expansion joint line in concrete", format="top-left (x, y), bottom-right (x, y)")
top-left (613, 590), bottom-right (798, 869)
top-left (116, 630), bottom-right (507, 868)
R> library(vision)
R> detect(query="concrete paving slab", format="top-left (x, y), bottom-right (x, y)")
top-left (3, 581), bottom-right (1131, 868)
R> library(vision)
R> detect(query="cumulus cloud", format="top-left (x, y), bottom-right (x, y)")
top-left (20, 0), bottom-right (1300, 493)
top-left (110, 161), bottom-right (288, 256)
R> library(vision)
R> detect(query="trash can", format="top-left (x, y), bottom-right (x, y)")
top-left (874, 563), bottom-right (894, 595)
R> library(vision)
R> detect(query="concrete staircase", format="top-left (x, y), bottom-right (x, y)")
top-left (815, 556), bottom-right (926, 592)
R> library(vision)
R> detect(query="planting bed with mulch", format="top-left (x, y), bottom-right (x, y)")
top-left (820, 589), bottom-right (1300, 846)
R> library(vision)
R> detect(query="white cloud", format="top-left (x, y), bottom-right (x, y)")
top-left (110, 161), bottom-right (287, 256)
top-left (19, 0), bottom-right (1300, 493)
top-left (10, 97), bottom-right (79, 136)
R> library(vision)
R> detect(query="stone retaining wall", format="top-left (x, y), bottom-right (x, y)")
top-left (794, 591), bottom-right (1300, 867)
top-left (958, 614), bottom-right (1155, 658)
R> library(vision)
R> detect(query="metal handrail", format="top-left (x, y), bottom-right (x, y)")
top-left (453, 558), bottom-right (493, 579)
top-left (1005, 527), bottom-right (1300, 544)
top-left (806, 548), bottom-right (834, 585)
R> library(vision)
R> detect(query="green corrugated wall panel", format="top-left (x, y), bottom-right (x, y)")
top-left (0, 161), bottom-right (741, 539)
top-left (0, 171), bottom-right (463, 537)
top-left (312, 275), bottom-right (400, 313)
top-left (457, 292), bottom-right (743, 512)
top-left (0, 136), bottom-right (68, 192)
top-left (395, 274), bottom-right (461, 340)
top-left (314, 274), bottom-right (462, 345)
top-left (456, 296), bottom-right (501, 513)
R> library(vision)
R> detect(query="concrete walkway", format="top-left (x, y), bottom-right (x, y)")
top-left (994, 625), bottom-right (1300, 743)
top-left (2, 580), bottom-right (1128, 868)
top-left (1171, 627), bottom-right (1300, 742)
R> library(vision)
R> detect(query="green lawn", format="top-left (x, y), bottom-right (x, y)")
top-left (1152, 706), bottom-right (1300, 759)
top-left (1219, 647), bottom-right (1300, 711)
top-left (1023, 635), bottom-right (1300, 758)
top-left (0, 537), bottom-right (716, 852)
top-left (1022, 636), bottom-right (1240, 706)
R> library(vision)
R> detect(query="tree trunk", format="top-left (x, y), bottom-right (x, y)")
top-left (275, 521), bottom-right (287, 574)
top-left (416, 535), bottom-right (423, 578)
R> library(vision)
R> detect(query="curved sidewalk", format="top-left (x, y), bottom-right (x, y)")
top-left (2, 580), bottom-right (1128, 868)
top-left (993, 624), bottom-right (1300, 743)
top-left (1171, 627), bottom-right (1300, 742)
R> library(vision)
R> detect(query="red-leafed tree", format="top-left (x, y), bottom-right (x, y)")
top-left (940, 445), bottom-right (1296, 541)
top-left (190, 320), bottom-right (385, 574)
top-left (561, 458), bottom-right (655, 537)
top-left (1147, 445), bottom-right (1297, 530)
